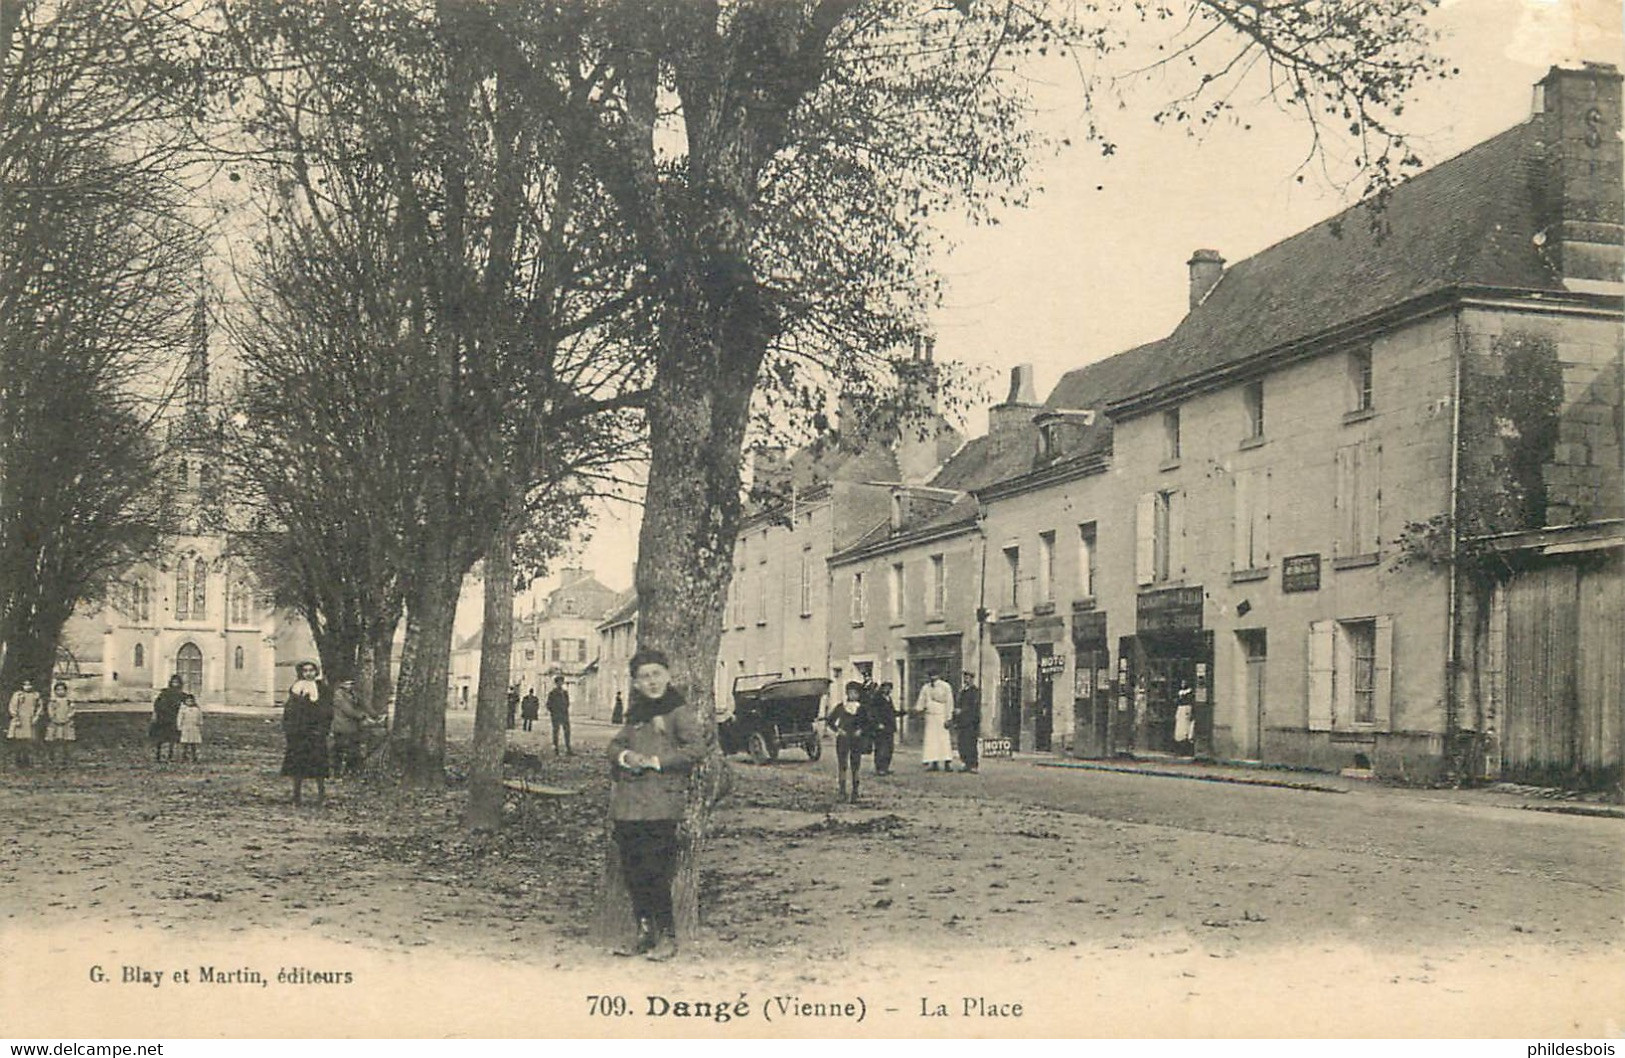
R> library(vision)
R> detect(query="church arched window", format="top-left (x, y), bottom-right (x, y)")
top-left (134, 643), bottom-right (145, 669)
top-left (175, 560), bottom-right (191, 620)
top-left (192, 557), bottom-right (208, 618)
top-left (233, 646), bottom-right (244, 670)
top-left (229, 573), bottom-right (253, 626)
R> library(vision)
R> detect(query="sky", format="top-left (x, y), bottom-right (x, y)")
top-left (466, 0), bottom-right (1625, 604)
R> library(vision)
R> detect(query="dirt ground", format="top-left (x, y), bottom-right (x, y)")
top-left (1, 711), bottom-right (1621, 1039)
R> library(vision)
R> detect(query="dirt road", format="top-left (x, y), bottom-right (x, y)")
top-left (1, 711), bottom-right (1619, 1037)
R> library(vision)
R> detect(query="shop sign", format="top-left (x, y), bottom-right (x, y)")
top-left (989, 618), bottom-right (1027, 646)
top-left (1026, 615), bottom-right (1066, 644)
top-left (1071, 609), bottom-right (1108, 646)
top-left (1135, 585), bottom-right (1204, 634)
top-left (1038, 653), bottom-right (1067, 675)
top-left (1282, 553), bottom-right (1321, 593)
top-left (978, 737), bottom-right (1014, 758)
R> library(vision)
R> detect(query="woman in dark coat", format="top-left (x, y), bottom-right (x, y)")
top-left (281, 661), bottom-right (332, 806)
top-left (606, 649), bottom-right (703, 961)
top-left (150, 675), bottom-right (185, 763)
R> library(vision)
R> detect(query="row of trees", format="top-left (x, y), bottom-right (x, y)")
top-left (4, 0), bottom-right (1445, 933)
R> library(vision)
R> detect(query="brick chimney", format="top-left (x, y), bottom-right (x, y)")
top-left (1532, 63), bottom-right (1624, 287)
top-left (988, 364), bottom-right (1040, 438)
top-left (1186, 249), bottom-right (1224, 310)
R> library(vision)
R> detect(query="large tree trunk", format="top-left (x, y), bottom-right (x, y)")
top-left (468, 523), bottom-right (515, 830)
top-left (360, 619), bottom-right (397, 720)
top-left (389, 563), bottom-right (460, 786)
top-left (0, 601), bottom-right (66, 696)
top-left (598, 281), bottom-right (764, 948)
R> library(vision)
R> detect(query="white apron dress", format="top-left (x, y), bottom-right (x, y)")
top-left (916, 679), bottom-right (955, 765)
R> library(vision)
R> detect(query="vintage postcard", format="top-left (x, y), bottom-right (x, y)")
top-left (1, 0), bottom-right (1621, 1042)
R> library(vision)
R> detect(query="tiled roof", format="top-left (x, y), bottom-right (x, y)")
top-left (598, 590), bottom-right (638, 628)
top-left (1048, 120), bottom-right (1559, 413)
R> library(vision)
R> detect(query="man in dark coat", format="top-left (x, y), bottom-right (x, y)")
top-left (150, 675), bottom-right (185, 763)
top-left (505, 686), bottom-right (520, 729)
top-left (952, 675), bottom-right (982, 773)
top-left (520, 688), bottom-right (540, 731)
top-left (545, 675), bottom-right (572, 755)
top-left (869, 681), bottom-right (898, 775)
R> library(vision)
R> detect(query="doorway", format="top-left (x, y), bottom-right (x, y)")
top-left (175, 642), bottom-right (203, 696)
top-left (1032, 644), bottom-right (1054, 752)
top-left (997, 647), bottom-right (1023, 745)
top-left (1235, 629), bottom-right (1267, 760)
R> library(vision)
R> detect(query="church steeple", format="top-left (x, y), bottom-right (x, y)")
top-left (172, 290), bottom-right (214, 449)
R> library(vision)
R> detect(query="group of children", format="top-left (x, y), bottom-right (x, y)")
top-left (3, 673), bottom-right (207, 770)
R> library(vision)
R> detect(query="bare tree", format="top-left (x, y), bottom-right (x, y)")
top-left (0, 0), bottom-right (206, 692)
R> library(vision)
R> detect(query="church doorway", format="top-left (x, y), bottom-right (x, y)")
top-left (176, 642), bottom-right (203, 696)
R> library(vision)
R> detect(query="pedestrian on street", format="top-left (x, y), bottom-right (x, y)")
top-left (826, 681), bottom-right (874, 803)
top-left (7, 678), bottom-right (43, 769)
top-left (150, 675), bottom-right (184, 764)
top-left (914, 669), bottom-right (955, 772)
top-left (869, 681), bottom-right (897, 775)
top-left (520, 688), bottom-right (540, 732)
top-left (611, 691), bottom-right (625, 725)
top-left (953, 675), bottom-right (982, 773)
top-left (44, 680), bottom-right (76, 766)
top-left (177, 693), bottom-right (203, 764)
top-left (281, 661), bottom-right (332, 806)
top-left (328, 678), bottom-right (365, 775)
top-left (505, 685), bottom-right (520, 730)
top-left (546, 675), bottom-right (572, 755)
top-left (607, 649), bottom-right (703, 961)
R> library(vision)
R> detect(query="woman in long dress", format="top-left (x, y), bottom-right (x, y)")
top-left (281, 662), bottom-right (332, 806)
top-left (915, 670), bottom-right (955, 772)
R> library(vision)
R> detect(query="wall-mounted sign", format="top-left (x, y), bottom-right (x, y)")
top-left (1071, 609), bottom-right (1109, 647)
top-left (1039, 653), bottom-right (1067, 675)
top-left (979, 737), bottom-right (1014, 759)
top-left (1026, 615), bottom-right (1066, 644)
top-left (1136, 585), bottom-right (1205, 634)
top-left (989, 618), bottom-right (1027, 646)
top-left (1282, 553), bottom-right (1322, 593)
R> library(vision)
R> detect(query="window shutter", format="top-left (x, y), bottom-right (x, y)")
top-left (1373, 614), bottom-right (1394, 731)
top-left (1231, 473), bottom-right (1250, 571)
top-left (1258, 470), bottom-right (1271, 564)
top-left (1333, 447), bottom-right (1352, 556)
top-left (1307, 620), bottom-right (1334, 731)
top-left (1369, 444), bottom-right (1383, 551)
top-left (1168, 490), bottom-right (1187, 577)
top-left (1135, 493), bottom-right (1155, 586)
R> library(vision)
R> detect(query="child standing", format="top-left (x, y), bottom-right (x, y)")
top-left (826, 681), bottom-right (874, 803)
top-left (7, 678), bottom-right (43, 769)
top-left (606, 649), bottom-right (703, 961)
top-left (177, 693), bottom-right (203, 763)
top-left (44, 681), bottom-right (76, 766)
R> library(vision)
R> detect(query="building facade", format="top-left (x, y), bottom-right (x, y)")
top-left (968, 64), bottom-right (1622, 784)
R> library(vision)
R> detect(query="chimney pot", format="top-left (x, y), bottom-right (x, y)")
top-left (1005, 364), bottom-right (1037, 405)
top-left (1186, 249), bottom-right (1225, 310)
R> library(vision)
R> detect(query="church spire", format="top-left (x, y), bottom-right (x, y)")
top-left (184, 290), bottom-right (208, 415)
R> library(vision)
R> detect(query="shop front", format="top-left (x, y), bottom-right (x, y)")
top-left (905, 632), bottom-right (962, 745)
top-left (1070, 608), bottom-right (1112, 758)
top-left (1026, 615), bottom-right (1066, 752)
top-left (1121, 586), bottom-right (1214, 757)
top-left (989, 618), bottom-right (1025, 745)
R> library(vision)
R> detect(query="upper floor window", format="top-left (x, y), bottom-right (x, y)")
top-left (890, 492), bottom-right (904, 530)
top-left (1135, 490), bottom-right (1185, 586)
top-left (1037, 531), bottom-right (1056, 604)
top-left (1242, 380), bottom-right (1265, 441)
top-left (133, 643), bottom-right (145, 669)
top-left (850, 571), bottom-right (866, 626)
top-left (1348, 347), bottom-right (1374, 413)
top-left (128, 579), bottom-right (152, 623)
top-left (1232, 468), bottom-right (1271, 572)
top-left (1038, 423), bottom-right (1058, 462)
top-left (562, 597), bottom-right (578, 616)
top-left (1162, 407), bottom-right (1181, 464)
top-left (233, 646), bottom-right (245, 670)
top-left (798, 549), bottom-right (812, 617)
top-left (928, 554), bottom-right (946, 617)
top-left (1077, 522), bottom-right (1097, 598)
top-left (1334, 441), bottom-right (1381, 558)
top-left (1002, 546), bottom-right (1020, 610)
top-left (755, 565), bottom-right (768, 625)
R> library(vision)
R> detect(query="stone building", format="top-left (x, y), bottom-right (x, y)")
top-left (715, 342), bottom-right (962, 713)
top-left (595, 590), bottom-right (638, 719)
top-left (60, 297), bottom-right (317, 706)
top-left (969, 64), bottom-right (1622, 783)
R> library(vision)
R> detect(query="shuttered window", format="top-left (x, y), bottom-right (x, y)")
top-left (1232, 469), bottom-right (1271, 571)
top-left (1308, 616), bottom-right (1394, 732)
top-left (1334, 442), bottom-right (1381, 556)
top-left (1137, 491), bottom-right (1185, 585)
